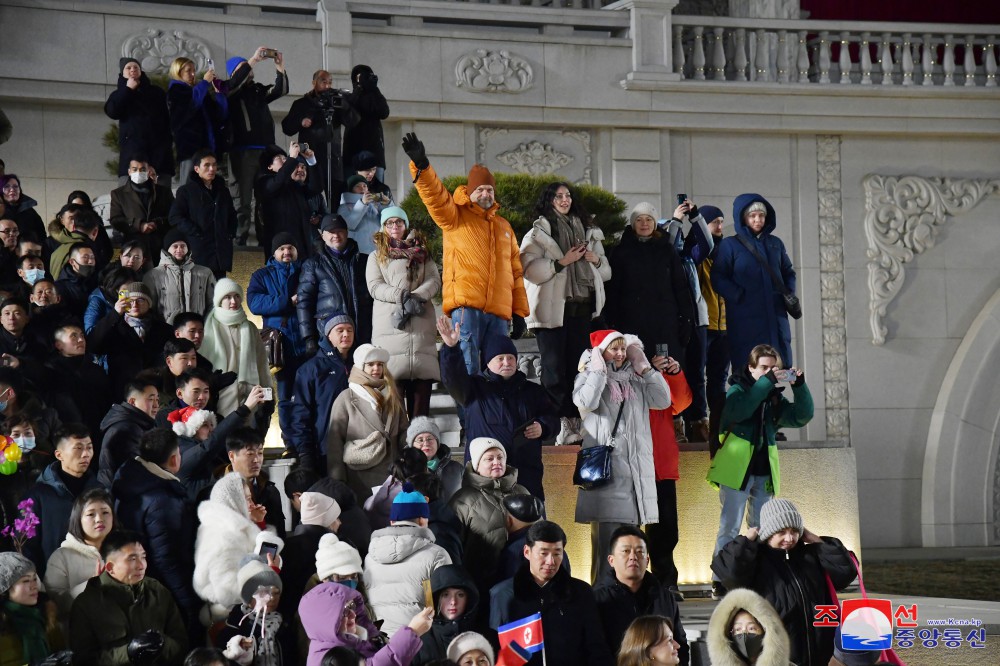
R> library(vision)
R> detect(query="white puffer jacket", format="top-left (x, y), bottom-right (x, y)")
top-left (44, 533), bottom-right (102, 618)
top-left (193, 473), bottom-right (264, 609)
top-left (363, 523), bottom-right (451, 637)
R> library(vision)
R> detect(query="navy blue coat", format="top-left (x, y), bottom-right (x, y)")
top-left (166, 79), bottom-right (227, 161)
top-left (169, 173), bottom-right (237, 275)
top-left (439, 344), bottom-right (557, 499)
top-left (113, 457), bottom-right (199, 612)
top-left (24, 462), bottom-right (101, 577)
top-left (295, 240), bottom-right (372, 344)
top-left (247, 258), bottom-right (306, 358)
top-left (710, 193), bottom-right (796, 369)
top-left (177, 405), bottom-right (248, 502)
top-left (104, 73), bottom-right (175, 177)
top-left (287, 344), bottom-right (350, 466)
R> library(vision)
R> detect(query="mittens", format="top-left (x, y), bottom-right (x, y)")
top-left (625, 343), bottom-right (651, 376)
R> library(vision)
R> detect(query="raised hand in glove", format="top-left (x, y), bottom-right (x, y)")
top-left (510, 315), bottom-right (527, 340)
top-left (625, 343), bottom-right (651, 376)
top-left (127, 630), bottom-right (164, 666)
top-left (401, 132), bottom-right (429, 169)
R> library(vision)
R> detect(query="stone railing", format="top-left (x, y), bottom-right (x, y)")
top-left (671, 16), bottom-right (999, 86)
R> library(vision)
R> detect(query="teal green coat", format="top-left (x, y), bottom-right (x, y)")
top-left (707, 373), bottom-right (813, 496)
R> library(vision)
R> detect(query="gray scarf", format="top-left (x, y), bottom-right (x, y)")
top-left (549, 211), bottom-right (593, 301)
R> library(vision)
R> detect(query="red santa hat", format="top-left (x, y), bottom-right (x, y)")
top-left (589, 329), bottom-right (625, 354)
top-left (167, 406), bottom-right (217, 438)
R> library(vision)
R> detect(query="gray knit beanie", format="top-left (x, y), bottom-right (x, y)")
top-left (407, 416), bottom-right (442, 448)
top-left (0, 552), bottom-right (35, 595)
top-left (758, 498), bottom-right (804, 542)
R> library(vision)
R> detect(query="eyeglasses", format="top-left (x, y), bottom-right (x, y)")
top-left (0, 229), bottom-right (18, 236)
top-left (2, 184), bottom-right (20, 192)
top-left (384, 219), bottom-right (405, 227)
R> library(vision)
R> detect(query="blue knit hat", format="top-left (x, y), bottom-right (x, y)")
top-left (390, 482), bottom-right (429, 522)
top-left (226, 57), bottom-right (248, 78)
top-left (699, 205), bottom-right (724, 223)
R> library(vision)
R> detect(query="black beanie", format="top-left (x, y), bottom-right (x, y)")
top-left (119, 57), bottom-right (140, 72)
top-left (481, 333), bottom-right (517, 366)
top-left (271, 232), bottom-right (298, 255)
top-left (259, 144), bottom-right (287, 172)
top-left (163, 228), bottom-right (188, 251)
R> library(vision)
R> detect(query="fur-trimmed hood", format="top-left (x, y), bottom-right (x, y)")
top-left (707, 587), bottom-right (792, 666)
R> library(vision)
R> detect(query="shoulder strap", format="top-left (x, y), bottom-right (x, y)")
top-left (609, 400), bottom-right (627, 445)
top-left (735, 234), bottom-right (790, 296)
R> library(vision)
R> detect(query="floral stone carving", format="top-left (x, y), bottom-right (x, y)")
top-left (455, 49), bottom-right (534, 93)
top-left (497, 141), bottom-right (573, 177)
top-left (122, 29), bottom-right (212, 75)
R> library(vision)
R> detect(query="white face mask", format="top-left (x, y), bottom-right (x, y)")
top-left (129, 171), bottom-right (149, 185)
top-left (13, 436), bottom-right (35, 453)
top-left (23, 268), bottom-right (45, 285)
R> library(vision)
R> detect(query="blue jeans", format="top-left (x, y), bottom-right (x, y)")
top-left (713, 474), bottom-right (772, 580)
top-left (451, 307), bottom-right (509, 374)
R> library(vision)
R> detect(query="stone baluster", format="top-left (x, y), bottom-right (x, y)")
top-left (815, 31), bottom-right (831, 83)
top-left (901, 33), bottom-right (914, 85)
top-left (733, 28), bottom-right (748, 81)
top-left (860, 32), bottom-right (873, 84)
top-left (693, 26), bottom-right (707, 80)
top-left (963, 35), bottom-right (976, 86)
top-left (755, 28), bottom-right (770, 82)
top-left (674, 24), bottom-right (686, 77)
top-left (713, 27), bottom-right (727, 80)
top-left (880, 32), bottom-right (894, 85)
top-left (797, 30), bottom-right (809, 82)
top-left (921, 33), bottom-right (936, 85)
top-left (942, 34), bottom-right (956, 85)
top-left (839, 32), bottom-right (852, 84)
top-left (777, 29), bottom-right (790, 83)
top-left (986, 39), bottom-right (998, 87)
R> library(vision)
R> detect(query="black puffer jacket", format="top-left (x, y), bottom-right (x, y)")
top-left (255, 158), bottom-right (323, 259)
top-left (169, 172), bottom-right (237, 275)
top-left (226, 64), bottom-right (287, 147)
top-left (593, 568), bottom-right (688, 664)
top-left (295, 239), bottom-right (372, 345)
top-left (280, 93), bottom-right (359, 185)
top-left (416, 564), bottom-right (481, 665)
top-left (605, 227), bottom-right (696, 357)
top-left (98, 402), bottom-right (155, 489)
top-left (104, 72), bottom-right (174, 177)
top-left (113, 457), bottom-right (199, 613)
top-left (712, 535), bottom-right (855, 666)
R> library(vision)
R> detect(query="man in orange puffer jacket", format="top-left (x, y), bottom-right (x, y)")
top-left (402, 132), bottom-right (529, 373)
top-left (647, 355), bottom-right (692, 599)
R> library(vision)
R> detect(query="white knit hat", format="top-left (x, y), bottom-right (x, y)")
top-left (213, 277), bottom-right (243, 308)
top-left (353, 343), bottom-right (389, 367)
top-left (758, 498), bottom-right (804, 541)
top-left (300, 492), bottom-right (341, 528)
top-left (629, 201), bottom-right (658, 226)
top-left (236, 554), bottom-right (282, 605)
top-left (315, 533), bottom-right (362, 580)
top-left (447, 632), bottom-right (495, 665)
top-left (468, 437), bottom-right (506, 472)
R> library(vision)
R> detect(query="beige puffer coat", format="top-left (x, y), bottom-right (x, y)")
top-left (448, 463), bottom-right (529, 579)
top-left (365, 245), bottom-right (442, 381)
top-left (44, 533), bottom-right (102, 618)
top-left (143, 250), bottom-right (216, 324)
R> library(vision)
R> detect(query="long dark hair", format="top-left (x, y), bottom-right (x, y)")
top-left (534, 181), bottom-right (591, 225)
top-left (67, 488), bottom-right (119, 545)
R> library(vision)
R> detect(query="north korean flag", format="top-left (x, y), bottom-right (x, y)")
top-left (498, 613), bottom-right (544, 654)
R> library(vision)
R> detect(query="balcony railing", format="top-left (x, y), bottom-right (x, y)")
top-left (671, 16), bottom-right (999, 87)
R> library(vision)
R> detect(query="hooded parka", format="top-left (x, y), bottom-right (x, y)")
top-left (706, 586), bottom-right (793, 666)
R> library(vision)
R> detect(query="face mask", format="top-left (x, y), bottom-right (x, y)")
top-left (129, 171), bottom-right (149, 185)
top-left (339, 579), bottom-right (358, 590)
top-left (74, 264), bottom-right (95, 277)
top-left (23, 268), bottom-right (44, 285)
top-left (730, 633), bottom-right (764, 663)
top-left (13, 436), bottom-right (34, 452)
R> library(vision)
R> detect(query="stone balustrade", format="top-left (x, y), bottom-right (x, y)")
top-left (671, 16), bottom-right (999, 87)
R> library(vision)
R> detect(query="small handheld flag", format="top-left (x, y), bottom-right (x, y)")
top-left (498, 613), bottom-right (544, 654)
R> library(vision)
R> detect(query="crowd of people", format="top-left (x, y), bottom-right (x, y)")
top-left (0, 47), bottom-right (873, 666)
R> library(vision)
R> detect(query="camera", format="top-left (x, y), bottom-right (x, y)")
top-left (261, 48), bottom-right (278, 59)
top-left (315, 88), bottom-right (350, 111)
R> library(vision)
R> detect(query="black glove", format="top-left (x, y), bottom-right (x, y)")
top-left (686, 202), bottom-right (699, 218)
top-left (127, 630), bottom-right (164, 666)
top-left (792, 371), bottom-right (805, 387)
top-left (510, 315), bottom-right (527, 340)
top-left (214, 371), bottom-right (238, 392)
top-left (39, 651), bottom-right (73, 666)
top-left (402, 295), bottom-right (425, 316)
top-left (391, 306), bottom-right (411, 331)
top-left (402, 132), bottom-right (429, 169)
top-left (304, 338), bottom-right (319, 356)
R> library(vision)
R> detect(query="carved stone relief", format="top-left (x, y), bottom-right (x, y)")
top-left (477, 127), bottom-right (592, 185)
top-left (122, 29), bottom-right (212, 75)
top-left (817, 135), bottom-right (849, 440)
top-left (864, 175), bottom-right (1000, 345)
top-left (455, 49), bottom-right (534, 93)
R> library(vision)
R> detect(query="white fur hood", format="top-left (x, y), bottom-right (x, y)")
top-left (707, 587), bottom-right (793, 666)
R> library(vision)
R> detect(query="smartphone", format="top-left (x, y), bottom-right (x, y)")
top-left (299, 142), bottom-right (309, 152)
top-left (261, 48), bottom-right (278, 59)
top-left (655, 343), bottom-right (669, 358)
top-left (775, 369), bottom-right (794, 382)
top-left (257, 540), bottom-right (279, 558)
top-left (676, 194), bottom-right (687, 206)
top-left (261, 387), bottom-right (273, 401)
top-left (206, 58), bottom-right (215, 71)
top-left (118, 289), bottom-right (129, 301)
top-left (422, 579), bottom-right (433, 608)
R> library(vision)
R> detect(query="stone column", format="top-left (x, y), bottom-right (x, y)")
top-left (607, 0), bottom-right (683, 85)
top-left (316, 0), bottom-right (352, 79)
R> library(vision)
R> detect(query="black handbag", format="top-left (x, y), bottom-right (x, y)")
top-left (573, 400), bottom-right (626, 490)
top-left (735, 235), bottom-right (802, 319)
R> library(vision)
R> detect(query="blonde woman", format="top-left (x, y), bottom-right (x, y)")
top-left (166, 56), bottom-right (227, 183)
top-left (327, 344), bottom-right (409, 501)
top-left (366, 206), bottom-right (441, 417)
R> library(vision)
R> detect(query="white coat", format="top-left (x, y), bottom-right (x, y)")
top-left (44, 533), bottom-right (102, 618)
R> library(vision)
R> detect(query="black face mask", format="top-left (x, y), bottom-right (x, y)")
top-left (729, 633), bottom-right (764, 664)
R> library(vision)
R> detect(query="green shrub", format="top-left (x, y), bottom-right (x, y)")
top-left (400, 172), bottom-right (628, 267)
